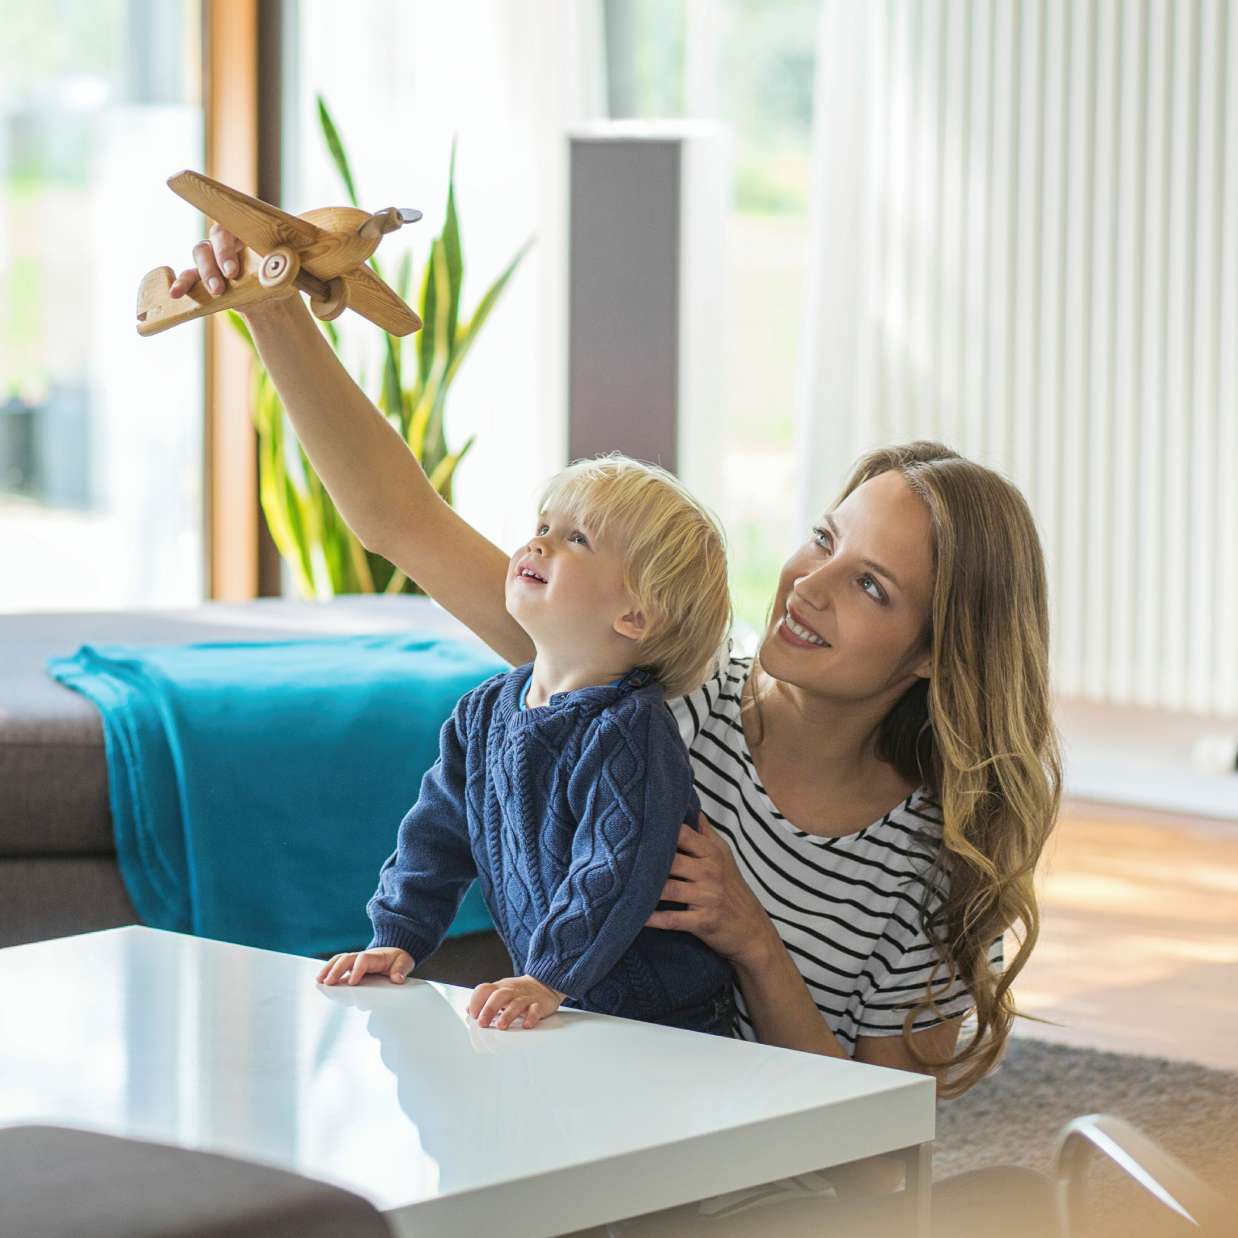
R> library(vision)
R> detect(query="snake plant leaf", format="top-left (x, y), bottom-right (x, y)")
top-left (316, 497), bottom-right (337, 585)
top-left (422, 240), bottom-right (456, 459)
top-left (415, 240), bottom-right (439, 387)
top-left (393, 252), bottom-right (417, 407)
top-left (443, 137), bottom-right (463, 359)
top-left (406, 390), bottom-right (433, 460)
top-left (444, 236), bottom-right (534, 389)
top-left (344, 533), bottom-right (373, 596)
top-left (361, 547), bottom-right (395, 593)
top-left (321, 316), bottom-right (340, 352)
top-left (431, 237), bottom-right (453, 369)
top-left (316, 94), bottom-right (360, 208)
top-left (227, 309), bottom-right (255, 351)
top-left (422, 386), bottom-right (450, 475)
top-left (300, 479), bottom-right (335, 598)
top-left (427, 434), bottom-right (476, 505)
top-left (401, 375), bottom-right (422, 422)
top-left (255, 379), bottom-right (301, 571)
top-left (396, 250), bottom-right (414, 301)
top-left (309, 544), bottom-right (331, 600)
top-left (380, 333), bottom-right (403, 417)
top-left (240, 115), bottom-right (526, 599)
top-left (280, 468), bottom-right (315, 595)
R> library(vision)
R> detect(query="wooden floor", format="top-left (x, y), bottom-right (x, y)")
top-left (1010, 799), bottom-right (1238, 1072)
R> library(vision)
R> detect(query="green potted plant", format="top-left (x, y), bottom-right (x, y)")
top-left (231, 96), bottom-right (532, 598)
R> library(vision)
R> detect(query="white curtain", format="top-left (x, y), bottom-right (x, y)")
top-left (797, 0), bottom-right (1238, 717)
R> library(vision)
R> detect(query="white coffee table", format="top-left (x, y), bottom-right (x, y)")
top-left (0, 927), bottom-right (934, 1236)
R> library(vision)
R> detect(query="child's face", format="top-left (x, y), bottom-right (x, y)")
top-left (505, 505), bottom-right (645, 659)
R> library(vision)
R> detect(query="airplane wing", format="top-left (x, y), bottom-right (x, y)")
top-left (341, 264), bottom-right (423, 336)
top-left (167, 170), bottom-right (322, 254)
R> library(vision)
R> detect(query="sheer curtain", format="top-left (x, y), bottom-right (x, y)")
top-left (796, 0), bottom-right (1238, 717)
top-left (285, 0), bottom-right (605, 557)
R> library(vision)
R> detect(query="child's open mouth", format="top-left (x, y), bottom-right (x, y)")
top-left (516, 564), bottom-right (548, 584)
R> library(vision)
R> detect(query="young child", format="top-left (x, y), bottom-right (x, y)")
top-left (317, 454), bottom-right (736, 1035)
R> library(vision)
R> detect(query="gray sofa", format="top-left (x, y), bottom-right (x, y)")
top-left (1, 1124), bottom-right (393, 1238)
top-left (0, 595), bottom-right (512, 981)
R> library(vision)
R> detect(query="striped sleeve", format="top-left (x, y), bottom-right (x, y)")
top-left (666, 639), bottom-right (732, 749)
top-left (857, 921), bottom-right (1005, 1038)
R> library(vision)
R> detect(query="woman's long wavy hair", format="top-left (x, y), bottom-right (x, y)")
top-left (751, 441), bottom-right (1061, 1098)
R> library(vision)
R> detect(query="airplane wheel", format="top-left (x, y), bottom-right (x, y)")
top-left (309, 277), bottom-right (348, 322)
top-left (259, 246), bottom-right (300, 289)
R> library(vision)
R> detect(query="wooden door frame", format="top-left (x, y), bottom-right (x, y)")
top-left (202, 0), bottom-right (283, 599)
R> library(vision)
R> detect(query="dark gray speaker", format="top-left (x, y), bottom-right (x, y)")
top-left (567, 122), bottom-right (727, 487)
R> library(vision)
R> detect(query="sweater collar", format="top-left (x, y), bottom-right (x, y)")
top-left (501, 663), bottom-right (655, 726)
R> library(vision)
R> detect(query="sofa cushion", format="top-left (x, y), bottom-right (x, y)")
top-left (0, 597), bottom-right (484, 857)
top-left (0, 856), bottom-right (137, 948)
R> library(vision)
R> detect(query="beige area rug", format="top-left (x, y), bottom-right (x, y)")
top-left (934, 1037), bottom-right (1238, 1234)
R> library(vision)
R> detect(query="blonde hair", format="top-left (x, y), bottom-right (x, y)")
top-left (538, 454), bottom-right (731, 698)
top-left (750, 441), bottom-right (1061, 1097)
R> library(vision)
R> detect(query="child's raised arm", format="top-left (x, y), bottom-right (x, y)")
top-left (171, 227), bottom-right (534, 667)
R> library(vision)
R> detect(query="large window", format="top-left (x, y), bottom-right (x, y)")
top-left (605, 0), bottom-right (818, 640)
top-left (0, 0), bottom-right (204, 611)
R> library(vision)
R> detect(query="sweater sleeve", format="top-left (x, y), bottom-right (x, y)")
top-left (523, 697), bottom-right (693, 997)
top-left (366, 697), bottom-right (477, 965)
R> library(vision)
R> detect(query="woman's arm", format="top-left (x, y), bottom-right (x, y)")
top-left (737, 928), bottom-right (963, 1198)
top-left (173, 234), bottom-right (534, 666)
top-left (854, 1018), bottom-right (962, 1073)
top-left (731, 927), bottom-right (850, 1057)
top-left (738, 930), bottom-right (965, 1067)
top-left (649, 816), bottom-right (964, 1067)
top-left (647, 817), bottom-right (849, 1058)
top-left (649, 817), bottom-right (966, 1196)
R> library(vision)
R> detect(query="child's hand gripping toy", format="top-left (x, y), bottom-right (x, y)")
top-left (135, 169), bottom-right (423, 337)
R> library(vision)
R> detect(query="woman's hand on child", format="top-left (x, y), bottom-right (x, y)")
top-left (645, 812), bottom-right (775, 967)
top-left (468, 974), bottom-right (564, 1030)
top-left (316, 947), bottom-right (415, 986)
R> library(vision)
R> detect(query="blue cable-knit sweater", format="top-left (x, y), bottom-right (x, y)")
top-left (367, 663), bottom-right (735, 1031)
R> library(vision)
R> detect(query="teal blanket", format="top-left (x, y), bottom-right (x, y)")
top-left (48, 633), bottom-right (507, 957)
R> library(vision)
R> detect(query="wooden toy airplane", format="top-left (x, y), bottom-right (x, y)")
top-left (136, 169), bottom-right (423, 337)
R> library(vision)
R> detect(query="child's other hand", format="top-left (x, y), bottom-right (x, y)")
top-left (468, 975), bottom-right (564, 1029)
top-left (316, 947), bottom-right (414, 987)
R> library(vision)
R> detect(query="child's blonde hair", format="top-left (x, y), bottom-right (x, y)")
top-left (538, 454), bottom-right (731, 699)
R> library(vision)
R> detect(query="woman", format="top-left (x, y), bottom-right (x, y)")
top-left (172, 235), bottom-right (1060, 1104)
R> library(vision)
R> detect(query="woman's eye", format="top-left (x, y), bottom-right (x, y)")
top-left (811, 526), bottom-right (832, 552)
top-left (860, 575), bottom-right (885, 602)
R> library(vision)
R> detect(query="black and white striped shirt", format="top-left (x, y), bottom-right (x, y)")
top-left (669, 646), bottom-right (1003, 1052)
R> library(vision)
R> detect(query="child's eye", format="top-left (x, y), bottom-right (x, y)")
top-left (570, 531), bottom-right (589, 546)
top-left (535, 524), bottom-right (549, 536)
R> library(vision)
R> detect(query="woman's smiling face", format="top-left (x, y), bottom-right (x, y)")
top-left (759, 470), bottom-right (936, 699)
